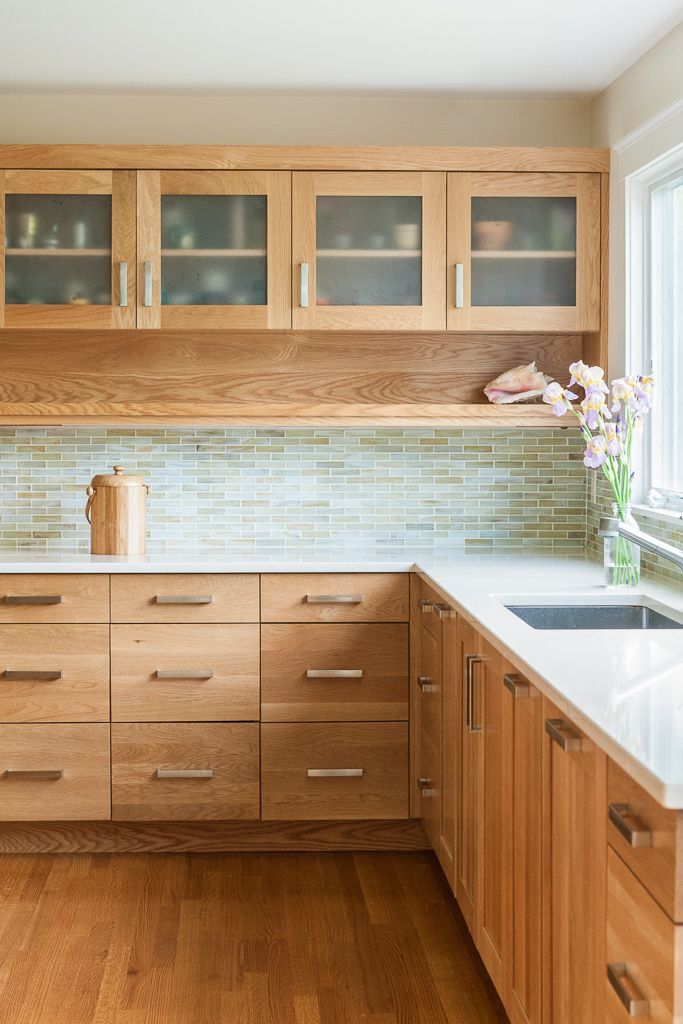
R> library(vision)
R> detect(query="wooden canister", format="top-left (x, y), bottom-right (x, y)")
top-left (85, 465), bottom-right (148, 555)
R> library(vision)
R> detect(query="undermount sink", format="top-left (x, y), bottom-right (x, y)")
top-left (505, 603), bottom-right (683, 630)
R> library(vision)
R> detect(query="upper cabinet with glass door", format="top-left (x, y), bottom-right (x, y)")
top-left (0, 170), bottom-right (136, 328)
top-left (137, 171), bottom-right (291, 329)
top-left (292, 172), bottom-right (446, 330)
top-left (447, 172), bottom-right (601, 332)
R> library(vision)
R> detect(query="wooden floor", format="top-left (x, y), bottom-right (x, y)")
top-left (0, 851), bottom-right (508, 1024)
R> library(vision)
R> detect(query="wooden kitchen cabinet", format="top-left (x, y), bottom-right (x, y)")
top-left (455, 614), bottom-right (483, 935)
top-left (447, 171), bottom-right (601, 332)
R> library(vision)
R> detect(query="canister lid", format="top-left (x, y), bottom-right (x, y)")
top-left (89, 465), bottom-right (146, 488)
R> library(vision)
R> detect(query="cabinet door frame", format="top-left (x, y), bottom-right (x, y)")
top-left (447, 171), bottom-right (601, 332)
top-left (0, 169), bottom-right (136, 329)
top-left (137, 170), bottom-right (291, 329)
top-left (292, 171), bottom-right (446, 330)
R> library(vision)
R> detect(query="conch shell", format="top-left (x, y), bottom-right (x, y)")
top-left (483, 361), bottom-right (554, 404)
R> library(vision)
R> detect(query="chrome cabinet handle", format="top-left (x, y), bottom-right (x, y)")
top-left (4, 769), bottom-right (63, 780)
top-left (306, 669), bottom-right (363, 679)
top-left (4, 595), bottom-right (62, 606)
top-left (504, 673), bottom-right (530, 697)
top-left (119, 261), bottom-right (128, 307)
top-left (454, 263), bottom-right (464, 308)
top-left (307, 768), bottom-right (363, 778)
top-left (3, 670), bottom-right (63, 681)
top-left (305, 594), bottom-right (363, 604)
top-left (418, 599), bottom-right (433, 614)
top-left (545, 718), bottom-right (582, 752)
top-left (156, 768), bottom-right (214, 779)
top-left (143, 260), bottom-right (153, 306)
top-left (417, 675), bottom-right (433, 692)
top-left (465, 654), bottom-right (483, 733)
top-left (435, 603), bottom-right (455, 620)
top-left (300, 262), bottom-right (309, 307)
top-left (607, 963), bottom-right (650, 1017)
top-left (608, 803), bottom-right (652, 848)
top-left (154, 594), bottom-right (213, 605)
top-left (154, 669), bottom-right (213, 680)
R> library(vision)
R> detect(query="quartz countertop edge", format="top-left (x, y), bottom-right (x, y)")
top-left (1, 550), bottom-right (682, 809)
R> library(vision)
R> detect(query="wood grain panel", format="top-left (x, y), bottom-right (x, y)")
top-left (456, 616), bottom-right (483, 937)
top-left (136, 170), bottom-right (161, 328)
top-left (111, 722), bottom-right (259, 821)
top-left (3, 170), bottom-right (113, 194)
top-left (0, 723), bottom-right (110, 820)
top-left (111, 169), bottom-right (137, 327)
top-left (110, 572), bottom-right (259, 623)
top-left (0, 624), bottom-right (109, 723)
top-left (261, 622), bottom-right (408, 721)
top-left (576, 173), bottom-right (601, 331)
top-left (0, 170), bottom-right (5, 329)
top-left (0, 573), bottom-right (109, 622)
top-left (261, 572), bottom-right (409, 622)
top-left (261, 722), bottom-right (409, 820)
top-left (111, 623), bottom-right (259, 722)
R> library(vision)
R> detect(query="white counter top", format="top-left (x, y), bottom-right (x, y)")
top-left (1, 548), bottom-right (682, 807)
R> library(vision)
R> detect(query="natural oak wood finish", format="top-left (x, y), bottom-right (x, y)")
top-left (0, 723), bottom-right (110, 820)
top-left (260, 622), bottom-right (409, 721)
top-left (417, 584), bottom-right (443, 856)
top-left (0, 623), bottom-right (109, 723)
top-left (111, 623), bottom-right (260, 722)
top-left (110, 572), bottom-right (259, 623)
top-left (111, 722), bottom-right (259, 821)
top-left (456, 615), bottom-right (483, 937)
top-left (261, 722), bottom-right (409, 820)
top-left (608, 757), bottom-right (683, 923)
top-left (292, 171), bottom-right (446, 330)
top-left (440, 601), bottom-right (459, 894)
top-left (0, 573), bottom-right (109, 622)
top-left (261, 572), bottom-right (409, 623)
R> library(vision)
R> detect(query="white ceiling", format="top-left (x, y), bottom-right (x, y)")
top-left (1, 0), bottom-right (682, 95)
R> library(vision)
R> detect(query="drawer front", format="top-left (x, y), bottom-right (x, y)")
top-left (111, 573), bottom-right (259, 623)
top-left (0, 624), bottom-right (109, 722)
top-left (261, 623), bottom-right (409, 722)
top-left (608, 758), bottom-right (683, 922)
top-left (111, 722), bottom-right (260, 821)
top-left (261, 722), bottom-right (409, 820)
top-left (0, 723), bottom-right (110, 820)
top-left (261, 573), bottom-right (409, 623)
top-left (111, 624), bottom-right (260, 722)
top-left (0, 574), bottom-right (109, 623)
top-left (606, 847), bottom-right (679, 1024)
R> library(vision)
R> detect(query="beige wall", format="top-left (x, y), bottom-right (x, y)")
top-left (0, 93), bottom-right (590, 146)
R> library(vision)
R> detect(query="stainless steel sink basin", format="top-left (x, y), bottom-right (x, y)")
top-left (505, 604), bottom-right (683, 630)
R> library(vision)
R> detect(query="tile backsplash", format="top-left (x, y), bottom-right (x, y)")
top-left (0, 427), bottom-right (586, 552)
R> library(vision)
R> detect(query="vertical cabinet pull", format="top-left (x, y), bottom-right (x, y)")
top-left (607, 963), bottom-right (650, 1017)
top-left (300, 262), bottom-right (309, 307)
top-left (545, 718), bottom-right (582, 752)
top-left (608, 804), bottom-right (652, 848)
top-left (119, 261), bottom-right (128, 307)
top-left (143, 260), bottom-right (153, 306)
top-left (454, 263), bottom-right (464, 308)
top-left (465, 654), bottom-right (483, 733)
top-left (503, 673), bottom-right (530, 697)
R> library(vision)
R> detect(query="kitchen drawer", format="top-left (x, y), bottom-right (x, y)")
top-left (608, 758), bottom-right (683, 922)
top-left (261, 623), bottom-right (409, 722)
top-left (0, 723), bottom-right (110, 820)
top-left (261, 722), bottom-right (409, 820)
top-left (261, 573), bottom-right (409, 623)
top-left (111, 624), bottom-right (259, 722)
top-left (111, 573), bottom-right (259, 623)
top-left (606, 846), bottom-right (682, 1023)
top-left (0, 574), bottom-right (109, 623)
top-left (111, 722), bottom-right (260, 821)
top-left (0, 624), bottom-right (109, 723)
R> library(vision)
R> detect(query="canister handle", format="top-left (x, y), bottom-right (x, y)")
top-left (85, 485), bottom-right (96, 524)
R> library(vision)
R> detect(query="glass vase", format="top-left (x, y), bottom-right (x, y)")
top-left (603, 503), bottom-right (641, 588)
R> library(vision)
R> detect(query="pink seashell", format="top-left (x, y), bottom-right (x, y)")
top-left (484, 361), bottom-right (554, 405)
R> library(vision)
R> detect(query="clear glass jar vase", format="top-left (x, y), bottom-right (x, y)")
top-left (603, 503), bottom-right (641, 588)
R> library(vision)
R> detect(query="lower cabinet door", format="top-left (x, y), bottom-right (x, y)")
top-left (111, 722), bottom-right (260, 821)
top-left (261, 722), bottom-right (409, 820)
top-left (0, 723), bottom-right (110, 820)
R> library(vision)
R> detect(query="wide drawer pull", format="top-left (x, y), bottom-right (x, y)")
top-left (4, 769), bottom-right (63, 780)
top-left (4, 595), bottom-right (63, 606)
top-left (607, 963), bottom-right (650, 1017)
top-left (3, 670), bottom-right (63, 681)
top-left (608, 803), bottom-right (652, 848)
top-left (504, 673), bottom-right (530, 697)
top-left (154, 595), bottom-right (213, 605)
top-left (154, 669), bottom-right (214, 680)
top-left (306, 669), bottom-right (363, 679)
top-left (545, 718), bottom-right (582, 752)
top-left (305, 594), bottom-right (363, 604)
top-left (155, 768), bottom-right (214, 779)
top-left (307, 768), bottom-right (364, 778)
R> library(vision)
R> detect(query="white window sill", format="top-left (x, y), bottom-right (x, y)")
top-left (633, 504), bottom-right (683, 526)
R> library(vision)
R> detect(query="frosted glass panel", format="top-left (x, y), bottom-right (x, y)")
top-left (5, 194), bottom-right (112, 305)
top-left (161, 195), bottom-right (267, 305)
top-left (316, 196), bottom-right (422, 306)
top-left (471, 196), bottom-right (576, 307)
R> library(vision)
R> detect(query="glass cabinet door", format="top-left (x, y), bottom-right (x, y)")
top-left (447, 172), bottom-right (601, 332)
top-left (137, 172), bottom-right (291, 329)
top-left (1, 170), bottom-right (136, 328)
top-left (292, 172), bottom-right (446, 330)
